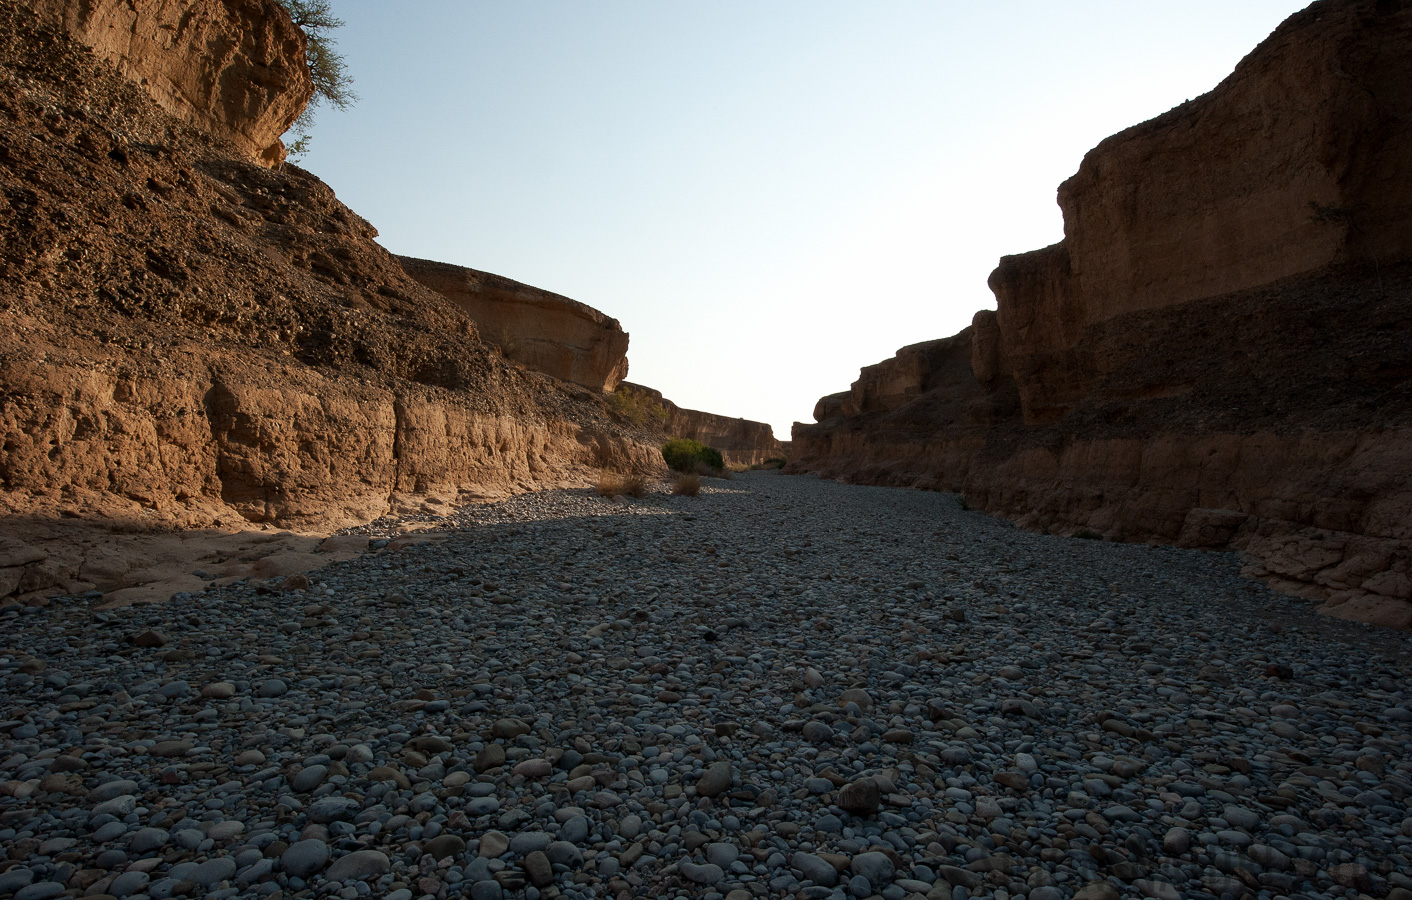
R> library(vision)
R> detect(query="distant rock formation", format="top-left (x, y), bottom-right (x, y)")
top-left (617, 383), bottom-right (786, 468)
top-left (399, 257), bottom-right (631, 393)
top-left (792, 0), bottom-right (1412, 629)
top-left (25, 0), bottom-right (312, 165)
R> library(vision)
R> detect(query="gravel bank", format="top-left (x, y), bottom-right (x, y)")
top-left (2, 471), bottom-right (1410, 900)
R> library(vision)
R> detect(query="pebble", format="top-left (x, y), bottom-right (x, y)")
top-left (793, 851), bottom-right (838, 886)
top-left (0, 473), bottom-right (1407, 900)
top-left (325, 849), bottom-right (390, 882)
top-left (850, 850), bottom-right (895, 888)
top-left (281, 838), bottom-right (330, 877)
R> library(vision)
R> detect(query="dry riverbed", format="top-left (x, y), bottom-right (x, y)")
top-left (1, 471), bottom-right (1410, 900)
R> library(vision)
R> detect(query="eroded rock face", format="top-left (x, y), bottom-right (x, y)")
top-left (791, 0), bottom-right (1412, 628)
top-left (0, 5), bottom-right (660, 605)
top-left (616, 383), bottom-right (786, 468)
top-left (26, 0), bottom-right (311, 166)
top-left (399, 257), bottom-right (631, 393)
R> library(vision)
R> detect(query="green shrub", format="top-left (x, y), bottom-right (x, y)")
top-left (662, 439), bottom-right (724, 474)
top-left (1075, 528), bottom-right (1103, 540)
top-left (276, 1), bottom-right (357, 159)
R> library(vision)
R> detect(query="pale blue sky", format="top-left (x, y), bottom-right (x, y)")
top-left (299, 1), bottom-right (1310, 440)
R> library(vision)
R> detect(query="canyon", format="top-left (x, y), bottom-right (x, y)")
top-left (791, 0), bottom-right (1412, 629)
top-left (0, 0), bottom-right (778, 607)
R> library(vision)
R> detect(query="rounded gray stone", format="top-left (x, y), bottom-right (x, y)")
top-left (509, 831), bottom-right (553, 855)
top-left (189, 856), bottom-right (238, 887)
top-left (850, 851), bottom-right (895, 888)
top-left (696, 760), bottom-right (733, 797)
top-left (792, 851), bottom-right (838, 886)
top-left (281, 838), bottom-right (330, 878)
top-left (469, 880), bottom-right (503, 900)
top-left (559, 814), bottom-right (590, 844)
top-left (545, 841), bottom-right (583, 867)
top-left (681, 861), bottom-right (724, 885)
top-left (129, 827), bottom-right (169, 854)
top-left (108, 871), bottom-right (150, 897)
top-left (326, 849), bottom-right (390, 882)
top-left (292, 764), bottom-right (328, 792)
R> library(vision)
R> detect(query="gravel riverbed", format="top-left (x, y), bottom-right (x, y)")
top-left (2, 471), bottom-right (1410, 900)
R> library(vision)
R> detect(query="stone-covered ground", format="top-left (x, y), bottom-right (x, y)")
top-left (2, 472), bottom-right (1409, 900)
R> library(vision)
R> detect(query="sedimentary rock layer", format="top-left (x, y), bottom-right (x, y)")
top-left (791, 0), bottom-right (1412, 628)
top-left (398, 256), bottom-right (631, 393)
top-left (24, 0), bottom-right (311, 165)
top-left (617, 383), bottom-right (786, 468)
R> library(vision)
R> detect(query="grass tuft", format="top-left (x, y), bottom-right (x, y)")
top-left (671, 473), bottom-right (702, 497)
top-left (596, 472), bottom-right (648, 498)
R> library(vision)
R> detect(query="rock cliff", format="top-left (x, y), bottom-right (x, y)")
top-left (0, 2), bottom-right (663, 605)
top-left (791, 0), bottom-right (1412, 628)
top-left (616, 384), bottom-right (786, 468)
top-left (24, 0), bottom-right (311, 165)
top-left (398, 256), bottom-right (631, 393)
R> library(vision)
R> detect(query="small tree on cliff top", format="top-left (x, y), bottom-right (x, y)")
top-left (277, 0), bottom-right (357, 159)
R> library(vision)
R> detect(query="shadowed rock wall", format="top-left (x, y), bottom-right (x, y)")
top-left (791, 0), bottom-right (1412, 628)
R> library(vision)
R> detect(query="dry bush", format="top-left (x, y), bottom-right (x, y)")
top-left (692, 459), bottom-right (730, 479)
top-left (596, 471), bottom-right (647, 498)
top-left (671, 473), bottom-right (702, 497)
top-left (595, 472), bottom-right (625, 497)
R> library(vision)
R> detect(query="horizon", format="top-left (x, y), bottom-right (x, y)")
top-left (298, 0), bottom-right (1311, 441)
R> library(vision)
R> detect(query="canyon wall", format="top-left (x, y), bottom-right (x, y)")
top-left (0, 2), bottom-right (663, 605)
top-left (791, 0), bottom-right (1412, 628)
top-left (398, 256), bottom-right (631, 393)
top-left (617, 383), bottom-right (786, 468)
top-left (24, 0), bottom-right (311, 165)
top-left (991, 0), bottom-right (1412, 422)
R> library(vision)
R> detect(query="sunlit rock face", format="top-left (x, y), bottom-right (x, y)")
top-left (791, 0), bottom-right (1412, 629)
top-left (27, 0), bottom-right (313, 165)
top-left (399, 256), bottom-right (631, 393)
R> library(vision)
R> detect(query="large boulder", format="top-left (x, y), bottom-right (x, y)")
top-left (25, 0), bottom-right (312, 165)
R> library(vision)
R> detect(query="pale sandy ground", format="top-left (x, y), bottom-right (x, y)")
top-left (0, 516), bottom-right (450, 609)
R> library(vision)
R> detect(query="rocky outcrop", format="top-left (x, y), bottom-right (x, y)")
top-left (399, 257), bottom-right (631, 393)
top-left (24, 0), bottom-right (311, 165)
top-left (791, 0), bottom-right (1412, 628)
top-left (616, 384), bottom-right (787, 468)
top-left (0, 3), bottom-right (662, 605)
